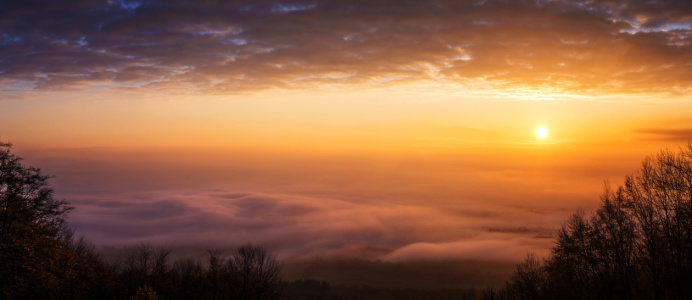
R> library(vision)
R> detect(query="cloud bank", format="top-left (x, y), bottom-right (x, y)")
top-left (1, 0), bottom-right (691, 96)
top-left (67, 189), bottom-right (555, 261)
top-left (19, 147), bottom-right (616, 262)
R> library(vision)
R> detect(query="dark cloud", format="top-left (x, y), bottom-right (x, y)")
top-left (486, 226), bottom-right (555, 239)
top-left (634, 128), bottom-right (692, 141)
top-left (1, 0), bottom-right (690, 96)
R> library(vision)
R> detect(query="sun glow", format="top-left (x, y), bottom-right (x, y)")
top-left (536, 127), bottom-right (548, 139)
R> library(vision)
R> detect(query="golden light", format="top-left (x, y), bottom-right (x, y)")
top-left (536, 127), bottom-right (548, 139)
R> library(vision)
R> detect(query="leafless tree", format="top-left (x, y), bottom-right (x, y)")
top-left (505, 253), bottom-right (546, 300)
top-left (226, 244), bottom-right (284, 300)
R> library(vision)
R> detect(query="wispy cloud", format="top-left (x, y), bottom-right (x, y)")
top-left (633, 128), bottom-right (692, 141)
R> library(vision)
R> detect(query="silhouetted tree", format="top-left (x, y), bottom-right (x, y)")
top-left (620, 147), bottom-right (692, 299)
top-left (171, 257), bottom-right (205, 300)
top-left (207, 249), bottom-right (227, 300)
top-left (589, 185), bottom-right (638, 299)
top-left (113, 242), bottom-right (172, 298)
top-left (0, 141), bottom-right (73, 298)
top-left (481, 287), bottom-right (507, 300)
top-left (130, 285), bottom-right (158, 300)
top-left (227, 244), bottom-right (285, 300)
top-left (58, 232), bottom-right (117, 299)
top-left (504, 253), bottom-right (546, 300)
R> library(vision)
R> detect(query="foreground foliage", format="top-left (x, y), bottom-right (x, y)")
top-left (0, 141), bottom-right (84, 299)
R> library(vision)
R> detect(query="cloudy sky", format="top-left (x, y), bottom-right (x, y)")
top-left (2, 0), bottom-right (692, 262)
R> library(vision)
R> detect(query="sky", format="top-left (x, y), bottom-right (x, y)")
top-left (1, 0), bottom-right (692, 263)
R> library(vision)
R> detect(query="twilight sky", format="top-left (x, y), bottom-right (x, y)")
top-left (2, 0), bottom-right (692, 262)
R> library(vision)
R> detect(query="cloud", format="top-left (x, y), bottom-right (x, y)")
top-left (1, 0), bottom-right (691, 96)
top-left (633, 128), bottom-right (692, 141)
top-left (383, 238), bottom-right (554, 262)
top-left (17, 146), bottom-right (637, 262)
top-left (486, 226), bottom-right (554, 238)
top-left (66, 189), bottom-right (557, 261)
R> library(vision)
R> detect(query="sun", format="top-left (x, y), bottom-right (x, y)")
top-left (536, 127), bottom-right (548, 139)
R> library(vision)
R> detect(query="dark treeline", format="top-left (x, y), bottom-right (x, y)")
top-left (286, 279), bottom-right (485, 300)
top-left (283, 259), bottom-right (513, 290)
top-left (4, 139), bottom-right (692, 299)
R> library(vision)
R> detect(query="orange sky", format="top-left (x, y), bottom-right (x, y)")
top-left (4, 87), bottom-right (689, 261)
top-left (1, 0), bottom-right (692, 262)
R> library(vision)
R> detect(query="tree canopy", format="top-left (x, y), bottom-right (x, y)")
top-left (0, 141), bottom-right (74, 298)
